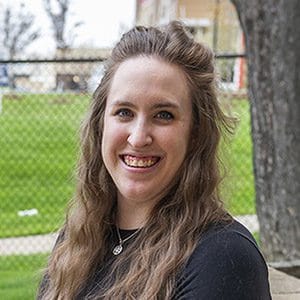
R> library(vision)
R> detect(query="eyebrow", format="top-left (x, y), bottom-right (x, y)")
top-left (111, 101), bottom-right (135, 108)
top-left (111, 100), bottom-right (180, 110)
top-left (152, 101), bottom-right (180, 110)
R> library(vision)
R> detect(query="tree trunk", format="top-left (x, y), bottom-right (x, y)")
top-left (231, 0), bottom-right (300, 265)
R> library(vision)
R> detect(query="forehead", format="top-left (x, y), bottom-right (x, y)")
top-left (107, 56), bottom-right (190, 107)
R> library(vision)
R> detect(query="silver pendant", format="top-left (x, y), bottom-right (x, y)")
top-left (112, 244), bottom-right (123, 255)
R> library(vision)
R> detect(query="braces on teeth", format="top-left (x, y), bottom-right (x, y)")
top-left (124, 156), bottom-right (157, 168)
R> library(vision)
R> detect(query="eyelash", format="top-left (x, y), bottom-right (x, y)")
top-left (155, 111), bottom-right (174, 121)
top-left (115, 109), bottom-right (133, 119)
top-left (114, 109), bottom-right (174, 121)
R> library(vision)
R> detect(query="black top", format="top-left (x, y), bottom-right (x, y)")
top-left (173, 220), bottom-right (271, 299)
top-left (38, 220), bottom-right (272, 299)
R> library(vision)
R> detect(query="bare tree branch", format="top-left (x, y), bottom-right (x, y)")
top-left (1, 3), bottom-right (40, 59)
top-left (43, 0), bottom-right (82, 50)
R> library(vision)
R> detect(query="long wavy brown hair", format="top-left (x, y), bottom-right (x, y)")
top-left (40, 21), bottom-right (235, 299)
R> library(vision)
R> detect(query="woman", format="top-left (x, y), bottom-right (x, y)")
top-left (38, 21), bottom-right (271, 299)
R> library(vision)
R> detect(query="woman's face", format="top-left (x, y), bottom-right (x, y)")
top-left (102, 56), bottom-right (192, 213)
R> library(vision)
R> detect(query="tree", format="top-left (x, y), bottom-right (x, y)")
top-left (0, 3), bottom-right (40, 59)
top-left (0, 2), bottom-right (40, 88)
top-left (231, 0), bottom-right (300, 269)
top-left (43, 0), bottom-right (82, 51)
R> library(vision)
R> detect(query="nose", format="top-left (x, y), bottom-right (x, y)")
top-left (127, 119), bottom-right (153, 148)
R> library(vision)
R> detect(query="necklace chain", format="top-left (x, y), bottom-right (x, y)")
top-left (112, 227), bottom-right (140, 256)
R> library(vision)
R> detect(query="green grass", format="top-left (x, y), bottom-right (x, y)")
top-left (0, 254), bottom-right (48, 300)
top-left (0, 94), bottom-right (255, 238)
top-left (221, 98), bottom-right (256, 215)
top-left (0, 93), bottom-right (90, 238)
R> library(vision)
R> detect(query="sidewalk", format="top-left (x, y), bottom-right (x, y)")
top-left (0, 232), bottom-right (58, 255)
top-left (0, 215), bottom-right (259, 256)
top-left (234, 214), bottom-right (259, 232)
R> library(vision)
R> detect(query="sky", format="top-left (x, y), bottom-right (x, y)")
top-left (1, 0), bottom-right (136, 56)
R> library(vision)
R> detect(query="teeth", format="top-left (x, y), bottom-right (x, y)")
top-left (123, 155), bottom-right (158, 168)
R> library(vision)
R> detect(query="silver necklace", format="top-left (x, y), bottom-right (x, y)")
top-left (112, 227), bottom-right (139, 255)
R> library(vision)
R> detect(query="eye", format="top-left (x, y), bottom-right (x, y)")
top-left (115, 108), bottom-right (133, 120)
top-left (155, 111), bottom-right (174, 121)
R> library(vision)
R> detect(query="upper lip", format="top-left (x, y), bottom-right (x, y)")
top-left (120, 152), bottom-right (162, 158)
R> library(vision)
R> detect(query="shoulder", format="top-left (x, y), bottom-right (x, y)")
top-left (193, 219), bottom-right (263, 262)
top-left (174, 220), bottom-right (271, 300)
top-left (190, 220), bottom-right (267, 275)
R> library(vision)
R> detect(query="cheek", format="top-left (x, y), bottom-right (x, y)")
top-left (161, 127), bottom-right (190, 158)
top-left (174, 123), bottom-right (191, 145)
top-left (102, 121), bottom-right (127, 156)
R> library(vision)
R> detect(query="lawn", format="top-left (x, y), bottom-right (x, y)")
top-left (0, 94), bottom-right (255, 238)
top-left (221, 98), bottom-right (256, 215)
top-left (0, 93), bottom-right (90, 238)
top-left (0, 254), bottom-right (47, 300)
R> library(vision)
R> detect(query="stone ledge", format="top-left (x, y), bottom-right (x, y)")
top-left (269, 260), bottom-right (300, 278)
top-left (269, 267), bottom-right (300, 299)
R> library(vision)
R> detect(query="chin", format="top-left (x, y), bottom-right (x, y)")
top-left (119, 188), bottom-right (160, 205)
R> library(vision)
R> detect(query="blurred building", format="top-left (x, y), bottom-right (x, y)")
top-left (135, 0), bottom-right (245, 90)
top-left (136, 0), bottom-right (242, 52)
top-left (54, 48), bottom-right (111, 92)
top-left (4, 48), bottom-right (110, 93)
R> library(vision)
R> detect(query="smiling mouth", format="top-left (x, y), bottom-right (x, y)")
top-left (121, 155), bottom-right (160, 168)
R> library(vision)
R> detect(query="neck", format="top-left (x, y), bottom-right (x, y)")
top-left (116, 196), bottom-right (151, 230)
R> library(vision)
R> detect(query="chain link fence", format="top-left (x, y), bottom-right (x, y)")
top-left (0, 56), bottom-right (255, 297)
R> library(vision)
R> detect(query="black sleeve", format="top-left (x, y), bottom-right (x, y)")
top-left (174, 229), bottom-right (272, 300)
